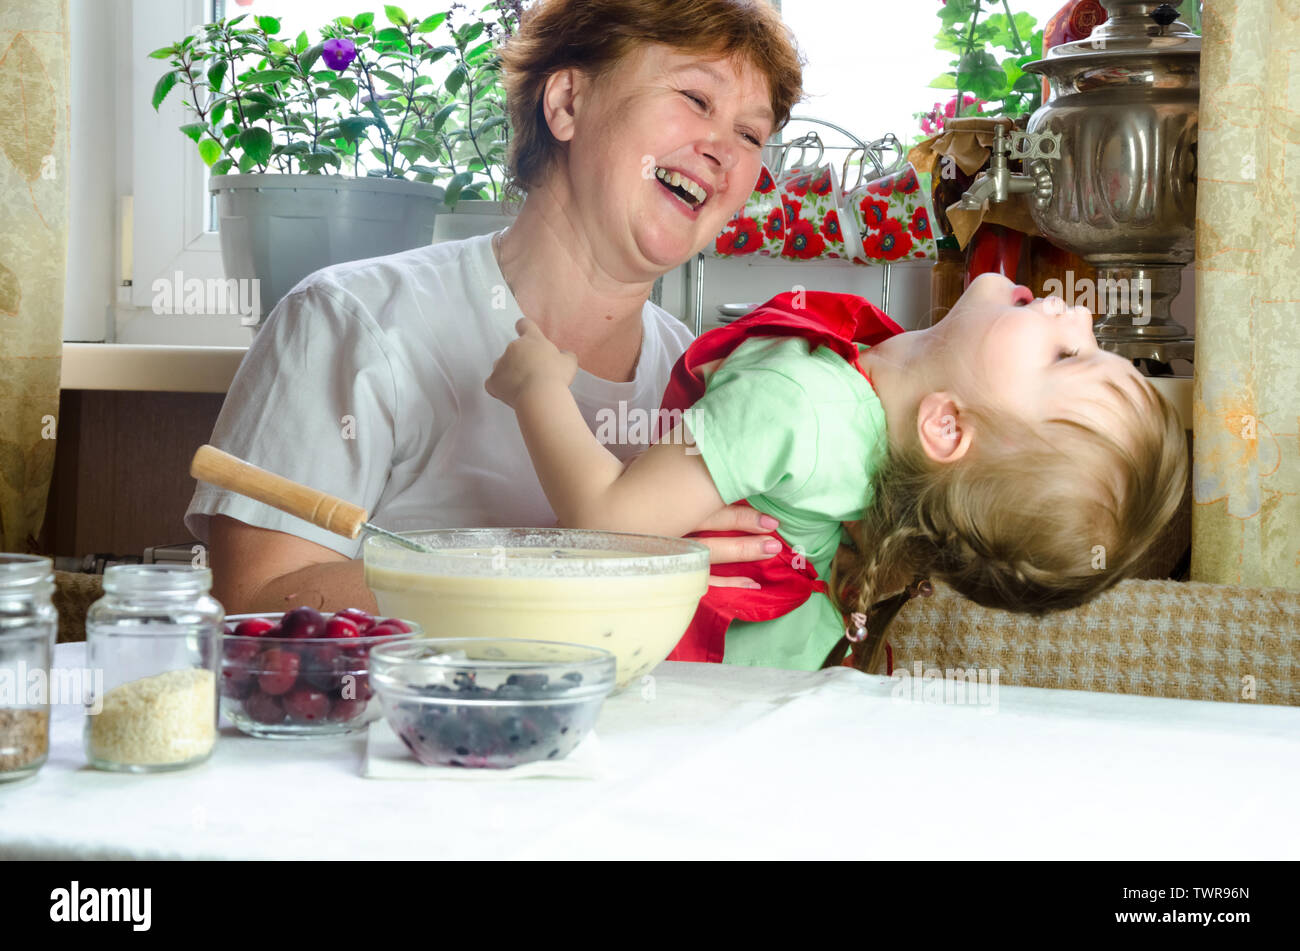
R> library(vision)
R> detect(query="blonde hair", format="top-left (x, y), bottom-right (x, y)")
top-left (498, 0), bottom-right (804, 204)
top-left (828, 376), bottom-right (1190, 674)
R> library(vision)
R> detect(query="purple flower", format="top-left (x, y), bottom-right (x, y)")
top-left (321, 37), bottom-right (358, 72)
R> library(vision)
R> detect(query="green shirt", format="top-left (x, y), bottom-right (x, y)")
top-left (681, 336), bottom-right (889, 670)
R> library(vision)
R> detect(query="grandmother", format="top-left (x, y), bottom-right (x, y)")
top-left (185, 0), bottom-right (805, 613)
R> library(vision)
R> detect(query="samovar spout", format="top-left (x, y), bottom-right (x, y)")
top-left (957, 125), bottom-right (1057, 210)
top-left (955, 172), bottom-right (1001, 210)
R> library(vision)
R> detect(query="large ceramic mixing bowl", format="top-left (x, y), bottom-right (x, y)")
top-left (363, 529), bottom-right (710, 688)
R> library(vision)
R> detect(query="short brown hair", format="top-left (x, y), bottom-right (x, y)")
top-left (499, 0), bottom-right (804, 202)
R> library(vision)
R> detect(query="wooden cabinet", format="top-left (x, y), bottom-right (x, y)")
top-left (39, 389), bottom-right (226, 560)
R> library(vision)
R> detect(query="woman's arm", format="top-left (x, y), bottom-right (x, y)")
top-left (209, 515), bottom-right (378, 615)
top-left (486, 319), bottom-right (728, 536)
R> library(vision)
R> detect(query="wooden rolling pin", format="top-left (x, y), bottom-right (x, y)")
top-left (189, 444), bottom-right (432, 553)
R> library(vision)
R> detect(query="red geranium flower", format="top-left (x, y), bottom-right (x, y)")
top-left (858, 195), bottom-right (890, 229)
top-left (945, 93), bottom-right (985, 117)
top-left (820, 210), bottom-right (844, 244)
top-left (919, 93), bottom-right (986, 136)
top-left (715, 216), bottom-right (762, 256)
top-left (861, 218), bottom-right (913, 262)
top-left (763, 207), bottom-right (785, 240)
top-left (754, 166), bottom-right (776, 193)
top-left (810, 168), bottom-right (833, 195)
top-left (783, 218), bottom-right (826, 259)
top-left (787, 173), bottom-right (813, 197)
top-left (909, 206), bottom-right (932, 239)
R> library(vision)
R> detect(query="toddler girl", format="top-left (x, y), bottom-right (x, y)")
top-left (485, 273), bottom-right (1189, 673)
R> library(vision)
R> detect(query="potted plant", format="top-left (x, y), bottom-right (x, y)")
top-left (149, 3), bottom-right (522, 327)
top-left (910, 1), bottom-right (1046, 322)
top-left (915, 0), bottom-right (1045, 139)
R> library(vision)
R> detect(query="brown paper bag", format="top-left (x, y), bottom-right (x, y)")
top-left (907, 117), bottom-right (1042, 249)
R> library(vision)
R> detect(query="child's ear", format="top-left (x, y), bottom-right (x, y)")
top-left (915, 392), bottom-right (973, 464)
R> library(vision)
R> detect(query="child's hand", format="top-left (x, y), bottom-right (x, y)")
top-left (485, 318), bottom-right (578, 407)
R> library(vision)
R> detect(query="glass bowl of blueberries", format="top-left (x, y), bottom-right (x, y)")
top-left (370, 638), bottom-right (617, 768)
top-left (221, 608), bottom-right (422, 739)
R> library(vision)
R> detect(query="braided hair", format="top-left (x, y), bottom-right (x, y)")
top-left (823, 375), bottom-right (1188, 674)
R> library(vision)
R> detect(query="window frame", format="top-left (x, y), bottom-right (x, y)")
top-left (130, 0), bottom-right (224, 312)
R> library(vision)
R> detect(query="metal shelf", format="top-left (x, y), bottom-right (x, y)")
top-left (688, 116), bottom-right (913, 336)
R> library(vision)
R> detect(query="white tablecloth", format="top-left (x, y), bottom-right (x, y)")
top-left (2, 643), bottom-right (1298, 859)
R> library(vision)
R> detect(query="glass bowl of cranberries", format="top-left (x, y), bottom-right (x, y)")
top-left (370, 638), bottom-right (616, 768)
top-left (221, 608), bottom-right (421, 739)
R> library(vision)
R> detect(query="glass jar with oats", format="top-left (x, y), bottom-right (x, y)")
top-left (85, 565), bottom-right (223, 772)
top-left (0, 555), bottom-right (57, 783)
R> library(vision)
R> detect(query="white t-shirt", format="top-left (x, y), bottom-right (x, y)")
top-left (184, 231), bottom-right (694, 558)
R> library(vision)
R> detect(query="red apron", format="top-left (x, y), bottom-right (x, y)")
top-left (661, 290), bottom-right (904, 663)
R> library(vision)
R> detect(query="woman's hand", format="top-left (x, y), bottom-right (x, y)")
top-left (691, 503), bottom-right (782, 590)
top-left (485, 318), bottom-right (578, 407)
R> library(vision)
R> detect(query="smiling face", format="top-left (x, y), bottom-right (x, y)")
top-left (554, 44), bottom-right (774, 274)
top-left (932, 273), bottom-right (1149, 440)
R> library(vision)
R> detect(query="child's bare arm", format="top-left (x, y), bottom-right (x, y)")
top-left (519, 398), bottom-right (724, 535)
top-left (486, 319), bottom-right (726, 536)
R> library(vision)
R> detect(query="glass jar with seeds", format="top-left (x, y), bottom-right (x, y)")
top-left (0, 554), bottom-right (57, 783)
top-left (84, 565), bottom-right (223, 772)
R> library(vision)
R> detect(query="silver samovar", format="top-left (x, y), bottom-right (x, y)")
top-left (957, 0), bottom-right (1199, 365)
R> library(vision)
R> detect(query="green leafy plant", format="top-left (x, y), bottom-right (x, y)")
top-left (916, 0), bottom-right (1044, 138)
top-left (149, 2), bottom-right (523, 205)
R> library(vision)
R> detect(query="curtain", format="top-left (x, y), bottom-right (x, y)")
top-left (1191, 0), bottom-right (1300, 588)
top-left (0, 0), bottom-right (69, 553)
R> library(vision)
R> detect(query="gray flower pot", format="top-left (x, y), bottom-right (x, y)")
top-left (431, 199), bottom-right (517, 243)
top-left (210, 174), bottom-right (441, 330)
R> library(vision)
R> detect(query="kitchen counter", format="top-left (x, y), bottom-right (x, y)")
top-left (3, 643), bottom-right (1296, 860)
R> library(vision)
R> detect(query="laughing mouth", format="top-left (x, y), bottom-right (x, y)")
top-left (655, 166), bottom-right (708, 210)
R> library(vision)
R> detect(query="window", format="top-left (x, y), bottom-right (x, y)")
top-left (127, 0), bottom-right (376, 341)
top-left (780, 0), bottom-right (1069, 149)
top-left (112, 0), bottom-right (1195, 345)
top-left (169, 0), bottom-right (1075, 254)
top-left (123, 0), bottom-right (462, 345)
top-left (129, 0), bottom-right (229, 323)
